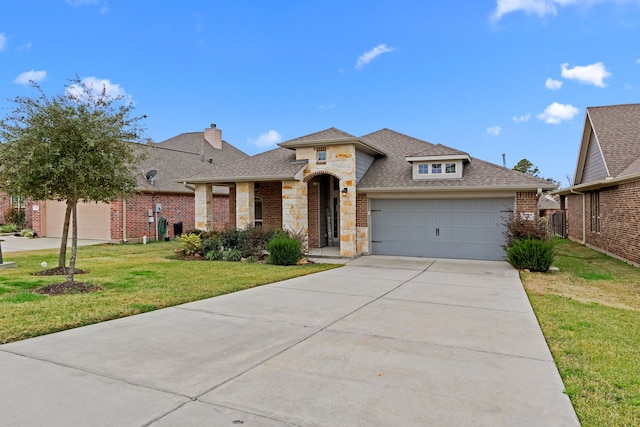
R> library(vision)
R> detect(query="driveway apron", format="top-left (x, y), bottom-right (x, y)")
top-left (0, 256), bottom-right (579, 426)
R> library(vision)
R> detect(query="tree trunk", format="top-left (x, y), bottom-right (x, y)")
top-left (66, 203), bottom-right (78, 283)
top-left (58, 202), bottom-right (72, 268)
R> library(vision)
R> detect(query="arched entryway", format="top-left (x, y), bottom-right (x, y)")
top-left (306, 172), bottom-right (341, 249)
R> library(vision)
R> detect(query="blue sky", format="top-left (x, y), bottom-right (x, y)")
top-left (1, 1), bottom-right (639, 185)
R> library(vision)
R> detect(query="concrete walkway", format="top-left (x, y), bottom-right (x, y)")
top-left (0, 236), bottom-right (109, 253)
top-left (0, 256), bottom-right (579, 426)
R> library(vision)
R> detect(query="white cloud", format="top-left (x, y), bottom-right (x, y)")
top-left (513, 113), bottom-right (531, 122)
top-left (545, 78), bottom-right (563, 90)
top-left (13, 70), bottom-right (47, 85)
top-left (66, 77), bottom-right (127, 100)
top-left (249, 130), bottom-right (282, 148)
top-left (537, 102), bottom-right (579, 124)
top-left (0, 33), bottom-right (6, 51)
top-left (355, 44), bottom-right (395, 70)
top-left (561, 62), bottom-right (611, 87)
top-left (490, 0), bottom-right (629, 22)
top-left (487, 126), bottom-right (502, 136)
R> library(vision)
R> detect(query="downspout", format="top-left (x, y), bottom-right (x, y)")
top-left (569, 188), bottom-right (586, 244)
top-left (183, 182), bottom-right (195, 191)
top-left (122, 199), bottom-right (127, 243)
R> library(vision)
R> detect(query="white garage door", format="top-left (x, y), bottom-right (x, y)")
top-left (44, 201), bottom-right (111, 240)
top-left (370, 198), bottom-right (513, 261)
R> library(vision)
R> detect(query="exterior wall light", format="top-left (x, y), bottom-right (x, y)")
top-left (341, 187), bottom-right (348, 196)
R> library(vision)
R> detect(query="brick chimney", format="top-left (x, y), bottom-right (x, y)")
top-left (204, 123), bottom-right (222, 150)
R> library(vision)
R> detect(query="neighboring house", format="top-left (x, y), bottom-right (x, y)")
top-left (0, 124), bottom-right (247, 242)
top-left (539, 193), bottom-right (560, 218)
top-left (183, 127), bottom-right (555, 261)
top-left (556, 104), bottom-right (640, 266)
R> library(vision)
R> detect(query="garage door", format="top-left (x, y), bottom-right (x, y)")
top-left (370, 198), bottom-right (512, 261)
top-left (44, 201), bottom-right (111, 240)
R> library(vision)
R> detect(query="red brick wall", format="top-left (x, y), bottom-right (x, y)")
top-left (255, 181), bottom-right (282, 231)
top-left (228, 186), bottom-right (236, 229)
top-left (356, 193), bottom-right (368, 227)
top-left (112, 192), bottom-right (197, 241)
top-left (0, 191), bottom-right (39, 232)
top-left (516, 191), bottom-right (538, 218)
top-left (308, 181), bottom-right (319, 248)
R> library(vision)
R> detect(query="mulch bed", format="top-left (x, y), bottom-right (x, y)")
top-left (32, 267), bottom-right (88, 276)
top-left (33, 281), bottom-right (102, 296)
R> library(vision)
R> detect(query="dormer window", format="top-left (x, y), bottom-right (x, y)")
top-left (418, 164), bottom-right (429, 174)
top-left (432, 163), bottom-right (442, 174)
top-left (446, 163), bottom-right (456, 173)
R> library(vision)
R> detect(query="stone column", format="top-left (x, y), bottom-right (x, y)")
top-left (339, 178), bottom-right (357, 257)
top-left (194, 183), bottom-right (213, 231)
top-left (282, 180), bottom-right (308, 236)
top-left (235, 182), bottom-right (254, 229)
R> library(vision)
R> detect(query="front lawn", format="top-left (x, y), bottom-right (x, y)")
top-left (0, 240), bottom-right (339, 344)
top-left (521, 238), bottom-right (640, 427)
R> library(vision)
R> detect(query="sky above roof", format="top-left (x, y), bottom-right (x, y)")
top-left (1, 0), bottom-right (639, 186)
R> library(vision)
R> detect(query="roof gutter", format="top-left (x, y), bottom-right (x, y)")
top-left (554, 171), bottom-right (640, 195)
top-left (358, 184), bottom-right (557, 193)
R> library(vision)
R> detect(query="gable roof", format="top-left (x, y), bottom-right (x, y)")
top-left (134, 130), bottom-right (248, 194)
top-left (357, 129), bottom-right (555, 192)
top-left (181, 127), bottom-right (555, 192)
top-left (576, 104), bottom-right (640, 182)
top-left (558, 104), bottom-right (640, 194)
top-left (279, 127), bottom-right (387, 156)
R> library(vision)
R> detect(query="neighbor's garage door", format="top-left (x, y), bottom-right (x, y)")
top-left (44, 200), bottom-right (111, 240)
top-left (370, 198), bottom-right (512, 261)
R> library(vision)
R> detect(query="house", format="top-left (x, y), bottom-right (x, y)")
top-left (0, 124), bottom-right (247, 242)
top-left (556, 104), bottom-right (640, 266)
top-left (182, 127), bottom-right (555, 261)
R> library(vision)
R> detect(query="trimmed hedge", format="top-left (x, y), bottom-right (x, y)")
top-left (507, 237), bottom-right (555, 272)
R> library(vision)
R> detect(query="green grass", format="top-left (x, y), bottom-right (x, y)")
top-left (0, 240), bottom-right (339, 344)
top-left (521, 238), bottom-right (640, 427)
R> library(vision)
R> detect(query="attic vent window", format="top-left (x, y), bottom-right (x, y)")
top-left (316, 147), bottom-right (327, 164)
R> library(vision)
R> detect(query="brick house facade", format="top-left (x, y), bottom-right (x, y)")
top-left (557, 104), bottom-right (640, 267)
top-left (187, 127), bottom-right (553, 260)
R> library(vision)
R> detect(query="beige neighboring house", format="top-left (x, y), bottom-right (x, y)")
top-left (1, 124), bottom-right (247, 242)
top-left (182, 127), bottom-right (555, 260)
top-left (556, 104), bottom-right (640, 266)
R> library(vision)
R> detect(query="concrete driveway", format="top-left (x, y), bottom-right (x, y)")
top-left (0, 256), bottom-right (579, 426)
top-left (0, 236), bottom-right (109, 253)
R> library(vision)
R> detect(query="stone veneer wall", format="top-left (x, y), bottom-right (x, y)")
top-left (281, 180), bottom-right (308, 236)
top-left (235, 182), bottom-right (255, 229)
top-left (296, 145), bottom-right (358, 257)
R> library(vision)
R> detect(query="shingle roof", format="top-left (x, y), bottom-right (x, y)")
top-left (588, 104), bottom-right (640, 178)
top-left (133, 131), bottom-right (248, 194)
top-left (358, 129), bottom-right (556, 191)
top-left (183, 147), bottom-right (307, 183)
top-left (281, 127), bottom-right (357, 145)
top-left (409, 144), bottom-right (469, 158)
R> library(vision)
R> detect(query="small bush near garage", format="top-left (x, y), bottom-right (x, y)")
top-left (3, 208), bottom-right (26, 229)
top-left (267, 235), bottom-right (302, 266)
top-left (502, 212), bottom-right (549, 249)
top-left (0, 223), bottom-right (19, 233)
top-left (507, 237), bottom-right (555, 272)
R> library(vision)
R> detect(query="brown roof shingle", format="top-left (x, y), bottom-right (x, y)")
top-left (588, 104), bottom-right (640, 178)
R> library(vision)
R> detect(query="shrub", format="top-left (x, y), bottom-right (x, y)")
top-left (20, 228), bottom-right (34, 238)
top-left (220, 228), bottom-right (241, 250)
top-left (0, 223), bottom-right (19, 233)
top-left (245, 255), bottom-right (259, 263)
top-left (222, 248), bottom-right (243, 262)
top-left (502, 212), bottom-right (549, 249)
top-left (238, 226), bottom-right (271, 257)
top-left (267, 235), bottom-right (302, 266)
top-left (507, 238), bottom-right (555, 272)
top-left (205, 249), bottom-right (224, 261)
top-left (178, 233), bottom-right (203, 256)
top-left (202, 237), bottom-right (222, 256)
top-left (4, 208), bottom-right (25, 229)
